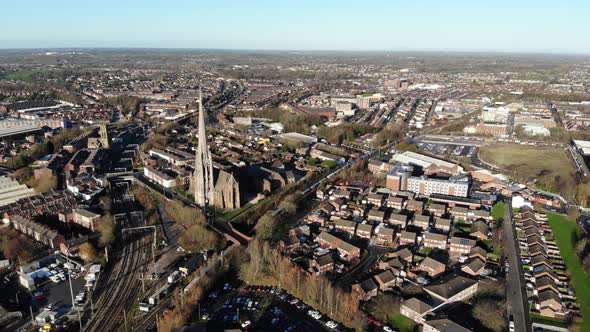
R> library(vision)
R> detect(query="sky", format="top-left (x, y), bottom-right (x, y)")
top-left (1, 0), bottom-right (589, 54)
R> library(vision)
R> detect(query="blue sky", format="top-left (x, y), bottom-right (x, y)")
top-left (1, 0), bottom-right (589, 53)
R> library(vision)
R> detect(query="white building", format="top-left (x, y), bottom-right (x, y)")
top-left (407, 176), bottom-right (469, 197)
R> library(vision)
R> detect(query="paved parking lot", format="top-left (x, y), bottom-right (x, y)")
top-left (417, 142), bottom-right (478, 158)
top-left (202, 284), bottom-right (341, 331)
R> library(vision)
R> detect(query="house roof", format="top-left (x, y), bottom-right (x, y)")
top-left (367, 193), bottom-right (383, 200)
top-left (386, 196), bottom-right (404, 204)
top-left (536, 276), bottom-right (557, 291)
top-left (389, 212), bottom-right (407, 223)
top-left (376, 227), bottom-right (394, 236)
top-left (375, 270), bottom-right (396, 284)
top-left (401, 297), bottom-right (432, 314)
top-left (407, 200), bottom-right (424, 209)
top-left (335, 219), bottom-right (356, 229)
top-left (425, 274), bottom-right (478, 300)
top-left (394, 248), bottom-right (413, 261)
top-left (424, 232), bottom-right (448, 242)
top-left (470, 220), bottom-right (489, 234)
top-left (73, 208), bottom-right (100, 219)
top-left (357, 223), bottom-right (373, 233)
top-left (420, 257), bottom-right (445, 270)
top-left (316, 254), bottom-right (334, 267)
top-left (386, 257), bottom-right (405, 269)
top-left (435, 218), bottom-right (452, 228)
top-left (360, 278), bottom-right (378, 292)
top-left (469, 246), bottom-right (487, 259)
top-left (368, 209), bottom-right (385, 218)
top-left (538, 289), bottom-right (561, 304)
top-left (424, 318), bottom-right (471, 332)
top-left (472, 209), bottom-right (491, 218)
top-left (463, 257), bottom-right (485, 273)
top-left (414, 214), bottom-right (430, 224)
top-left (429, 203), bottom-right (446, 211)
top-left (400, 230), bottom-right (417, 241)
top-left (451, 206), bottom-right (469, 214)
top-left (449, 236), bottom-right (476, 247)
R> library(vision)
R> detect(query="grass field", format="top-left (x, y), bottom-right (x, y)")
top-left (0, 70), bottom-right (40, 80)
top-left (388, 313), bottom-right (415, 332)
top-left (479, 143), bottom-right (576, 193)
top-left (546, 212), bottom-right (590, 330)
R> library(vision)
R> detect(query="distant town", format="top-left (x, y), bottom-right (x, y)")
top-left (0, 49), bottom-right (589, 332)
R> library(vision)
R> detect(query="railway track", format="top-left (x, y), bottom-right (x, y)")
top-left (84, 216), bottom-right (151, 332)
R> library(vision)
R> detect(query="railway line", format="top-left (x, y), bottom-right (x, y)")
top-left (84, 215), bottom-right (152, 332)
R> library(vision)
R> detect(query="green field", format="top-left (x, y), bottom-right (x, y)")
top-left (546, 212), bottom-right (590, 330)
top-left (479, 143), bottom-right (576, 193)
top-left (0, 70), bottom-right (40, 80)
top-left (388, 313), bottom-right (415, 332)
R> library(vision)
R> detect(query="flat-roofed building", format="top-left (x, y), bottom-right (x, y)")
top-left (407, 176), bottom-right (469, 198)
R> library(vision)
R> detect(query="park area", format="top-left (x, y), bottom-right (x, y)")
top-left (479, 143), bottom-right (576, 193)
top-left (546, 212), bottom-right (590, 331)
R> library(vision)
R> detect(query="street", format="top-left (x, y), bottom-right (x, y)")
top-left (502, 200), bottom-right (531, 332)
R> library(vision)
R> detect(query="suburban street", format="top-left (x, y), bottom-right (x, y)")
top-left (502, 199), bottom-right (532, 332)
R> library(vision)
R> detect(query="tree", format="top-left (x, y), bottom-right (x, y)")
top-left (365, 294), bottom-right (402, 323)
top-left (255, 213), bottom-right (276, 242)
top-left (576, 183), bottom-right (590, 207)
top-left (32, 174), bottom-right (58, 193)
top-left (79, 243), bottom-right (97, 262)
top-left (473, 299), bottom-right (505, 332)
top-left (178, 224), bottom-right (218, 252)
top-left (278, 194), bottom-right (298, 215)
top-left (98, 213), bottom-right (115, 246)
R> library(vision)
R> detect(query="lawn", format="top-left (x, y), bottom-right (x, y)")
top-left (479, 143), bottom-right (576, 193)
top-left (546, 212), bottom-right (590, 330)
top-left (388, 313), bottom-right (415, 332)
top-left (0, 70), bottom-right (40, 80)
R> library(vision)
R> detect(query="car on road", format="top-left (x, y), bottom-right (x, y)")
top-left (326, 320), bottom-right (338, 329)
top-left (383, 326), bottom-right (395, 332)
top-left (241, 320), bottom-right (252, 329)
top-left (509, 315), bottom-right (515, 332)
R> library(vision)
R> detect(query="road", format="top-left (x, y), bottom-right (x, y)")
top-left (502, 199), bottom-right (531, 332)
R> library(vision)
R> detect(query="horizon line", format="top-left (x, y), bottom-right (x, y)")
top-left (0, 46), bottom-right (589, 57)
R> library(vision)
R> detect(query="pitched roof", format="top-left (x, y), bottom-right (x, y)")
top-left (401, 297), bottom-right (432, 314)
top-left (400, 230), bottom-right (417, 240)
top-left (463, 257), bottom-right (485, 273)
top-left (360, 278), bottom-right (378, 292)
top-left (316, 254), bottom-right (334, 267)
top-left (425, 274), bottom-right (478, 300)
top-left (375, 270), bottom-right (396, 284)
top-left (449, 236), bottom-right (476, 247)
top-left (424, 232), bottom-right (448, 242)
top-left (424, 319), bottom-right (471, 332)
top-left (538, 289), bottom-right (561, 304)
top-left (470, 220), bottom-right (489, 234)
top-left (420, 257), bottom-right (445, 270)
